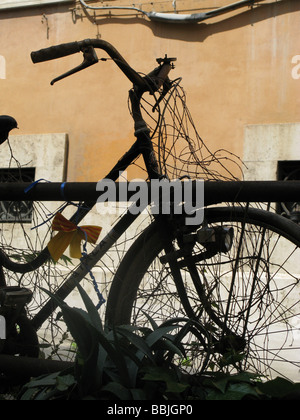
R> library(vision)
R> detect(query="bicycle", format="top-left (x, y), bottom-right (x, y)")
top-left (0, 39), bottom-right (299, 383)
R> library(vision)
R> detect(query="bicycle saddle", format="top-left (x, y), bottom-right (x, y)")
top-left (0, 115), bottom-right (18, 145)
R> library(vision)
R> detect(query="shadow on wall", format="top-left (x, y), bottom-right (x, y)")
top-left (78, 0), bottom-right (300, 42)
top-left (0, 0), bottom-right (298, 43)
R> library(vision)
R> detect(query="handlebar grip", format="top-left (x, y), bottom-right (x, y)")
top-left (31, 38), bottom-right (149, 90)
top-left (31, 41), bottom-right (81, 63)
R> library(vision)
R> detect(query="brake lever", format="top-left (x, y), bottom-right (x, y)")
top-left (50, 46), bottom-right (99, 85)
top-left (146, 55), bottom-right (176, 112)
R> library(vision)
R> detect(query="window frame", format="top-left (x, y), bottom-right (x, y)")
top-left (276, 160), bottom-right (300, 219)
top-left (0, 167), bottom-right (36, 223)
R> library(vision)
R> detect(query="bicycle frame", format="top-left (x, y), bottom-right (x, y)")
top-left (2, 51), bottom-right (175, 329)
top-left (31, 132), bottom-right (156, 329)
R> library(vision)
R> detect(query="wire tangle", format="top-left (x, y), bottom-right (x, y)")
top-left (136, 78), bottom-right (243, 181)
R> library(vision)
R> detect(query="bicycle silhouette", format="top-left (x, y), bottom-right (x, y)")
top-left (0, 39), bottom-right (299, 382)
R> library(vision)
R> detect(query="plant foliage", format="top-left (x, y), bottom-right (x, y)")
top-left (18, 284), bottom-right (192, 400)
top-left (17, 284), bottom-right (300, 400)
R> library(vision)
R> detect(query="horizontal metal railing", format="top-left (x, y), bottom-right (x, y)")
top-left (0, 180), bottom-right (299, 205)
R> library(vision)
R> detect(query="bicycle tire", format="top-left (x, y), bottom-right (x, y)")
top-left (106, 206), bottom-right (300, 380)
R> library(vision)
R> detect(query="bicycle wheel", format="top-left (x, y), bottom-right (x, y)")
top-left (106, 207), bottom-right (300, 381)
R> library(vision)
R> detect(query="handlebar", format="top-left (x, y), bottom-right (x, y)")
top-left (31, 38), bottom-right (149, 90)
top-left (31, 41), bottom-right (82, 62)
top-left (0, 39), bottom-right (176, 275)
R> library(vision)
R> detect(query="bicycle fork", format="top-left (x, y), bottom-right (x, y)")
top-left (158, 216), bottom-right (247, 356)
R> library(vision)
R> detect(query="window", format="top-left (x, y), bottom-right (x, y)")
top-left (0, 0), bottom-right (73, 10)
top-left (277, 161), bottom-right (300, 182)
top-left (277, 161), bottom-right (300, 223)
top-left (0, 168), bottom-right (35, 223)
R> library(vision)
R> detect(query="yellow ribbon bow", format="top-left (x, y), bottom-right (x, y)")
top-left (47, 212), bottom-right (102, 262)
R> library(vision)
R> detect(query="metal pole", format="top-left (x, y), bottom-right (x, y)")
top-left (1, 180), bottom-right (299, 205)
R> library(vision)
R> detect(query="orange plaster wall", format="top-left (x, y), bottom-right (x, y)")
top-left (0, 0), bottom-right (299, 181)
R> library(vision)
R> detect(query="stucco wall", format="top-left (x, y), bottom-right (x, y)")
top-left (0, 0), bottom-right (299, 182)
top-left (0, 133), bottom-right (68, 247)
top-left (244, 123), bottom-right (300, 180)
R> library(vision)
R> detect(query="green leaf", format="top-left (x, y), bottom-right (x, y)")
top-left (40, 287), bottom-right (100, 394)
top-left (23, 372), bottom-right (59, 389)
top-left (56, 374), bottom-right (76, 392)
top-left (59, 254), bottom-right (74, 266)
top-left (111, 328), bottom-right (132, 388)
top-left (211, 377), bottom-right (230, 394)
top-left (101, 382), bottom-right (132, 400)
top-left (257, 377), bottom-right (300, 398)
top-left (116, 326), bottom-right (154, 363)
top-left (60, 305), bottom-right (97, 361)
top-left (165, 380), bottom-right (189, 394)
top-left (160, 336), bottom-right (183, 358)
top-left (19, 388), bottom-right (39, 400)
top-left (145, 325), bottom-right (178, 348)
top-left (41, 287), bottom-right (98, 363)
top-left (142, 366), bottom-right (189, 394)
top-left (206, 382), bottom-right (258, 400)
top-left (76, 282), bottom-right (103, 333)
top-left (142, 312), bottom-right (159, 330)
top-left (210, 373), bottom-right (256, 394)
